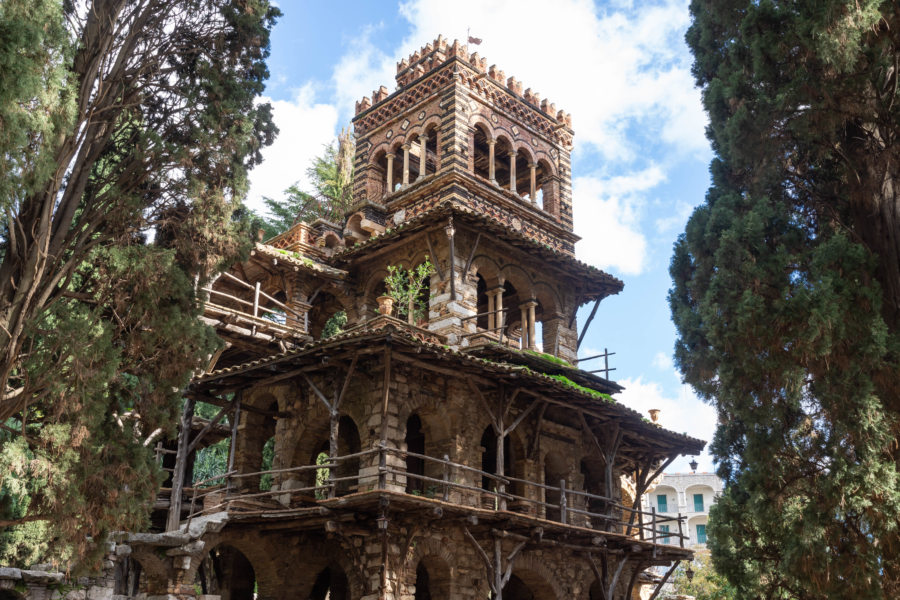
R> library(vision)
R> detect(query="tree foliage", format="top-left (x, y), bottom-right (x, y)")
top-left (0, 0), bottom-right (279, 566)
top-left (672, 1), bottom-right (900, 597)
top-left (257, 129), bottom-right (354, 239)
top-left (668, 550), bottom-right (736, 600)
top-left (384, 257), bottom-right (435, 325)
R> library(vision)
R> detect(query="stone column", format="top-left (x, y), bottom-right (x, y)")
top-left (525, 300), bottom-right (538, 350)
top-left (529, 162), bottom-right (537, 203)
top-left (488, 139), bottom-right (497, 183)
top-left (490, 286), bottom-right (505, 332)
top-left (509, 150), bottom-right (517, 193)
top-left (487, 290), bottom-right (495, 330)
top-left (402, 143), bottom-right (411, 186)
top-left (385, 152), bottom-right (395, 196)
top-left (417, 135), bottom-right (428, 180)
top-left (520, 304), bottom-right (529, 349)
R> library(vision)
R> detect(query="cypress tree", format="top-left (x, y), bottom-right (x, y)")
top-left (672, 1), bottom-right (900, 597)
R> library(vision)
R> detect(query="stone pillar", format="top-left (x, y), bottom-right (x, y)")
top-left (520, 304), bottom-right (529, 349)
top-left (487, 290), bottom-right (495, 330)
top-left (489, 286), bottom-right (505, 334)
top-left (488, 139), bottom-right (496, 183)
top-left (542, 313), bottom-right (578, 363)
top-left (525, 300), bottom-right (538, 350)
top-left (529, 162), bottom-right (537, 203)
top-left (509, 150), bottom-right (517, 193)
top-left (287, 300), bottom-right (312, 334)
top-left (402, 143), bottom-right (411, 186)
top-left (417, 135), bottom-right (428, 181)
top-left (385, 152), bottom-right (395, 196)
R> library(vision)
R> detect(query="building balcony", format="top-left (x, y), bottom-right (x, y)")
top-left (177, 444), bottom-right (690, 553)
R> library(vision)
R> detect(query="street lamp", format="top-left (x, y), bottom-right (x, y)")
top-left (689, 458), bottom-right (698, 473)
top-left (685, 564), bottom-right (695, 582)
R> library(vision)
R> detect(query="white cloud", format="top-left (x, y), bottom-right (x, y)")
top-left (573, 165), bottom-right (664, 274)
top-left (614, 376), bottom-right (717, 473)
top-left (246, 84), bottom-right (340, 214)
top-left (396, 0), bottom-right (708, 160)
top-left (331, 25), bottom-right (397, 119)
top-left (653, 351), bottom-right (673, 371)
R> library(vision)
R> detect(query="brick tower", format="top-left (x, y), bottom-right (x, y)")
top-left (117, 37), bottom-right (703, 600)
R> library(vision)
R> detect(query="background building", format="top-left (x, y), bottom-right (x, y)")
top-left (642, 472), bottom-right (722, 547)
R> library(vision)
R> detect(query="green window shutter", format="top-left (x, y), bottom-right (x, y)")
top-left (660, 524), bottom-right (670, 544)
top-left (696, 524), bottom-right (707, 544)
top-left (693, 493), bottom-right (704, 512)
top-left (657, 494), bottom-right (668, 512)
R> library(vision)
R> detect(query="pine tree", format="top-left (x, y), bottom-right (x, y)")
top-left (0, 0), bottom-right (279, 566)
top-left (257, 130), bottom-right (355, 239)
top-left (672, 2), bottom-right (900, 597)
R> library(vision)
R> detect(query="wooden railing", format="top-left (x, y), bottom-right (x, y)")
top-left (180, 445), bottom-right (688, 546)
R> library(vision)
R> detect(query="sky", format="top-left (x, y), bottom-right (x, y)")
top-left (247, 0), bottom-right (717, 474)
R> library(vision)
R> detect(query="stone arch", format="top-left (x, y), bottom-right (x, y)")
top-left (233, 392), bottom-right (278, 492)
top-left (308, 288), bottom-right (354, 339)
top-left (368, 147), bottom-right (389, 200)
top-left (508, 553), bottom-right (567, 600)
top-left (494, 134), bottom-right (515, 190)
top-left (195, 543), bottom-right (258, 600)
top-left (535, 158), bottom-right (559, 215)
top-left (472, 121), bottom-right (494, 180)
top-left (544, 450), bottom-right (569, 522)
top-left (400, 535), bottom-right (457, 600)
top-left (345, 212), bottom-right (370, 244)
top-left (399, 399), bottom-right (453, 494)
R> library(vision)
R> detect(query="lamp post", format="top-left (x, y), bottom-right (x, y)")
top-left (685, 563), bottom-right (695, 582)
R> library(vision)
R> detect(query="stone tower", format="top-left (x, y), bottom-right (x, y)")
top-left (114, 37), bottom-right (703, 600)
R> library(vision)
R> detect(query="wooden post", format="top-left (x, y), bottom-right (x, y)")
top-left (226, 392), bottom-right (242, 491)
top-left (166, 397), bottom-right (195, 531)
top-left (651, 507), bottom-right (657, 544)
top-left (678, 513), bottom-right (684, 548)
top-left (328, 408), bottom-right (339, 498)
top-left (496, 419), bottom-right (507, 511)
top-left (559, 479), bottom-right (567, 524)
top-left (378, 441), bottom-right (387, 490)
top-left (253, 281), bottom-right (261, 318)
top-left (442, 454), bottom-right (450, 501)
top-left (494, 538), bottom-right (503, 600)
top-left (638, 503), bottom-right (644, 540)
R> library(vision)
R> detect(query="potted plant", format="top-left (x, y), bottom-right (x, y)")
top-left (383, 256), bottom-right (435, 325)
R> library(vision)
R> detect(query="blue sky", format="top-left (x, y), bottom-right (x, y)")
top-left (247, 0), bottom-right (717, 474)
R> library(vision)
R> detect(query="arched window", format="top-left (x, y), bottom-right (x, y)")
top-left (335, 415), bottom-right (361, 496)
top-left (494, 137), bottom-right (513, 189)
top-left (544, 451), bottom-right (567, 522)
top-left (200, 545), bottom-right (256, 600)
top-left (405, 414), bottom-right (426, 494)
top-left (535, 159), bottom-right (558, 215)
top-left (473, 124), bottom-right (491, 180)
top-left (309, 565), bottom-right (349, 600)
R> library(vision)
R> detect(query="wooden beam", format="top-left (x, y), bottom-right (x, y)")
top-left (648, 561), bottom-right (681, 600)
top-left (425, 232), bottom-right (445, 281)
top-left (186, 398), bottom-right (235, 454)
top-left (303, 374), bottom-right (333, 412)
top-left (166, 397), bottom-right (195, 531)
top-left (335, 354), bottom-right (359, 410)
top-left (468, 379), bottom-right (499, 431)
top-left (504, 396), bottom-right (541, 436)
top-left (463, 232), bottom-right (482, 276)
top-left (577, 298), bottom-right (601, 350)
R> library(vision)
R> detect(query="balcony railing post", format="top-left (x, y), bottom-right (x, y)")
top-left (638, 503), bottom-right (645, 540)
top-left (253, 281), bottom-right (261, 318)
top-left (651, 507), bottom-right (657, 544)
top-left (559, 479), bottom-right (567, 524)
top-left (442, 454), bottom-right (450, 501)
top-left (678, 512), bottom-right (684, 548)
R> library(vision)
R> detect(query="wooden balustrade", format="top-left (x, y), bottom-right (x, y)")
top-left (179, 445), bottom-right (688, 546)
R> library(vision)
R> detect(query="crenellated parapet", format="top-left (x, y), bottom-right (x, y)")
top-left (354, 36), bottom-right (572, 148)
